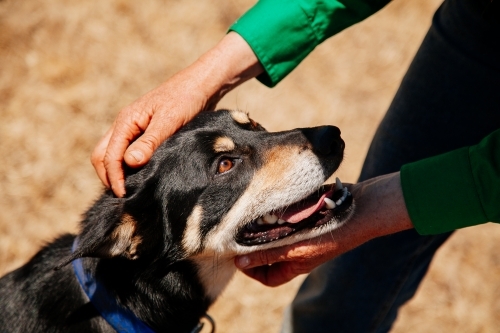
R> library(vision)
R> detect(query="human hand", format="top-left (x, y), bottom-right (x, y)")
top-left (91, 32), bottom-right (263, 197)
top-left (91, 69), bottom-right (211, 197)
top-left (234, 172), bottom-right (414, 287)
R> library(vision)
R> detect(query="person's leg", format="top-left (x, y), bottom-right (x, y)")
top-left (283, 0), bottom-right (500, 332)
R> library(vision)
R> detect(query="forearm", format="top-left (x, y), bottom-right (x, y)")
top-left (191, 32), bottom-right (263, 109)
top-left (348, 172), bottom-right (414, 243)
top-left (236, 172), bottom-right (414, 287)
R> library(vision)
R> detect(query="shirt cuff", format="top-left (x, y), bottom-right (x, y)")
top-left (401, 147), bottom-right (488, 235)
top-left (229, 0), bottom-right (319, 87)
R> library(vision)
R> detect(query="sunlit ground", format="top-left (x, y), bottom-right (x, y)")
top-left (1, 0), bottom-right (499, 332)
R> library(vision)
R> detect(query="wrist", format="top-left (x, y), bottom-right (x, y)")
top-left (349, 172), bottom-right (414, 241)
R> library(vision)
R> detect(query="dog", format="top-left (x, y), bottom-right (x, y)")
top-left (0, 110), bottom-right (354, 333)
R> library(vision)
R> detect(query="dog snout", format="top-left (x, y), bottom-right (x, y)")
top-left (301, 126), bottom-right (344, 156)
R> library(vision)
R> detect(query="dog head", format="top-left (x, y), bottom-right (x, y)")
top-left (62, 109), bottom-right (353, 298)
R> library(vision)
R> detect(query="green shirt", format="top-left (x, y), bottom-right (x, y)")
top-left (229, 0), bottom-right (500, 234)
top-left (230, 0), bottom-right (389, 87)
top-left (402, 129), bottom-right (500, 234)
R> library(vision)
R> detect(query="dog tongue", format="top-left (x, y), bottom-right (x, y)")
top-left (279, 190), bottom-right (333, 223)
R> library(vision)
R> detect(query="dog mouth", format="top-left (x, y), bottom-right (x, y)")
top-left (236, 178), bottom-right (353, 246)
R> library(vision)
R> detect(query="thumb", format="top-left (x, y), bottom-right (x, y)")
top-left (123, 119), bottom-right (173, 168)
top-left (124, 133), bottom-right (161, 168)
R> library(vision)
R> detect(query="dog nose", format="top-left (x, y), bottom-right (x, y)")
top-left (301, 126), bottom-right (344, 156)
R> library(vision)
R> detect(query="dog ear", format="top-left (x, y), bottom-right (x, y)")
top-left (78, 212), bottom-right (143, 260)
top-left (55, 193), bottom-right (157, 270)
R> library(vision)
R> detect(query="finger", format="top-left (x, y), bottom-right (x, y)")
top-left (123, 101), bottom-right (206, 168)
top-left (240, 262), bottom-right (299, 287)
top-left (123, 117), bottom-right (175, 168)
top-left (105, 120), bottom-right (143, 197)
top-left (90, 126), bottom-right (114, 188)
top-left (235, 252), bottom-right (273, 270)
top-left (235, 246), bottom-right (291, 270)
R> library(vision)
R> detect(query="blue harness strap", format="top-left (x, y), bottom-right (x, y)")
top-left (72, 239), bottom-right (156, 333)
top-left (71, 238), bottom-right (212, 333)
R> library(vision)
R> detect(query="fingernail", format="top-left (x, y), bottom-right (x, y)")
top-left (236, 256), bottom-right (250, 268)
top-left (128, 150), bottom-right (144, 163)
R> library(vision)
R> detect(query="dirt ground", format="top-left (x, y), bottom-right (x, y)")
top-left (1, 0), bottom-right (499, 332)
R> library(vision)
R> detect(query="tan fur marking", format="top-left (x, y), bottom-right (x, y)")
top-left (229, 110), bottom-right (250, 124)
top-left (183, 205), bottom-right (203, 254)
top-left (110, 213), bottom-right (142, 259)
top-left (258, 146), bottom-right (298, 190)
top-left (213, 136), bottom-right (235, 153)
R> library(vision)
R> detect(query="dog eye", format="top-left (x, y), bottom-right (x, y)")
top-left (217, 158), bottom-right (234, 174)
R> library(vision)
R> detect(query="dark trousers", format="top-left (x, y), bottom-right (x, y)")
top-left (283, 0), bottom-right (500, 332)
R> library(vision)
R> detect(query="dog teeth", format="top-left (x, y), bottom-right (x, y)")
top-left (335, 188), bottom-right (350, 206)
top-left (335, 177), bottom-right (343, 190)
top-left (256, 214), bottom-right (283, 225)
top-left (262, 213), bottom-right (279, 224)
top-left (323, 197), bottom-right (336, 209)
top-left (263, 213), bottom-right (278, 224)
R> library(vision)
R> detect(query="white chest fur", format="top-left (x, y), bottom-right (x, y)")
top-left (192, 255), bottom-right (237, 301)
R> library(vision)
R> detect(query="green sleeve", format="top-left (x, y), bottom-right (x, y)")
top-left (229, 0), bottom-right (390, 87)
top-left (401, 129), bottom-right (500, 235)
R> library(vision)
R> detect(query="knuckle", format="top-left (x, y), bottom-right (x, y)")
top-left (114, 108), bottom-right (149, 137)
top-left (103, 152), bottom-right (119, 170)
top-left (125, 104), bottom-right (153, 125)
top-left (138, 135), bottom-right (161, 152)
top-left (258, 250), bottom-right (272, 266)
top-left (90, 145), bottom-right (105, 163)
top-left (128, 108), bottom-right (145, 125)
top-left (90, 150), bottom-right (100, 166)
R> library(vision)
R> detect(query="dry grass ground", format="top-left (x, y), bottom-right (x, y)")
top-left (1, 0), bottom-right (499, 332)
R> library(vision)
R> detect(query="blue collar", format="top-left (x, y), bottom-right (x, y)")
top-left (71, 238), bottom-right (208, 333)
